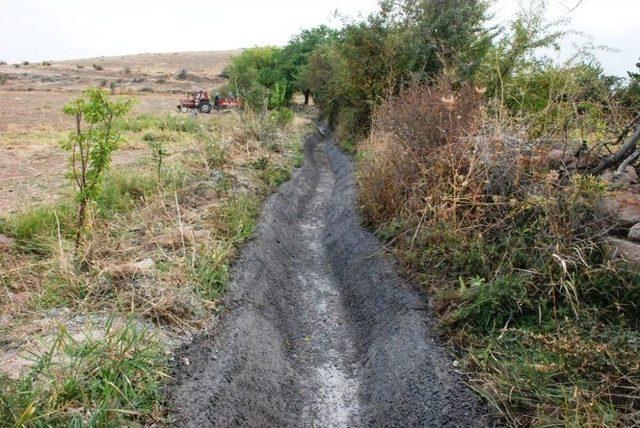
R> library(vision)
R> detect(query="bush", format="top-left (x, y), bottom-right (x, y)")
top-left (0, 75), bottom-right (6, 85)
top-left (92, 63), bottom-right (104, 71)
top-left (142, 132), bottom-right (157, 142)
top-left (204, 140), bottom-right (227, 169)
top-left (176, 69), bottom-right (188, 80)
top-left (41, 60), bottom-right (52, 66)
top-left (115, 114), bottom-right (163, 132)
top-left (358, 78), bottom-right (640, 425)
top-left (268, 108), bottom-right (294, 128)
top-left (192, 244), bottom-right (232, 300)
top-left (217, 196), bottom-right (260, 241)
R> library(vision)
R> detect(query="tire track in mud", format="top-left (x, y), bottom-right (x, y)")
top-left (167, 131), bottom-right (491, 427)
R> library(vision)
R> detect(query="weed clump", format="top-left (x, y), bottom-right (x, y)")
top-left (0, 321), bottom-right (167, 427)
top-left (92, 63), bottom-right (103, 71)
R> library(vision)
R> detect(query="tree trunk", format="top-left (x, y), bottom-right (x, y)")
top-left (75, 198), bottom-right (87, 252)
top-left (591, 123), bottom-right (640, 175)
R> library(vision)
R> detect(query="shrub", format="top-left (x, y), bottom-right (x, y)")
top-left (176, 69), bottom-right (188, 80)
top-left (146, 137), bottom-right (169, 176)
top-left (92, 63), bottom-right (104, 71)
top-left (192, 244), bottom-right (232, 300)
top-left (124, 65), bottom-right (131, 74)
top-left (217, 195), bottom-right (260, 241)
top-left (268, 108), bottom-right (294, 128)
top-left (0, 60), bottom-right (6, 65)
top-left (358, 77), bottom-right (640, 425)
top-left (115, 114), bottom-right (162, 132)
top-left (260, 165), bottom-right (291, 190)
top-left (0, 75), bottom-right (6, 85)
top-left (41, 60), bottom-right (52, 66)
top-left (204, 139), bottom-right (227, 169)
top-left (21, 61), bottom-right (30, 66)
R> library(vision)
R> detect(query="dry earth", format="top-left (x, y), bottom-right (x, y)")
top-left (0, 50), bottom-right (240, 214)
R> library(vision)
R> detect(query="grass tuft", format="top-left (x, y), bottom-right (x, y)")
top-left (0, 321), bottom-right (167, 427)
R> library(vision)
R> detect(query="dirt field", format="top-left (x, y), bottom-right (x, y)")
top-left (0, 91), bottom-right (184, 131)
top-left (0, 50), bottom-right (240, 95)
top-left (0, 50), bottom-right (239, 214)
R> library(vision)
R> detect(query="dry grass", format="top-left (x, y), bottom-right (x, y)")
top-left (0, 50), bottom-right (239, 96)
top-left (0, 107), bottom-right (313, 383)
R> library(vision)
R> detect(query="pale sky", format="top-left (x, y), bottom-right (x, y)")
top-left (0, 0), bottom-right (638, 77)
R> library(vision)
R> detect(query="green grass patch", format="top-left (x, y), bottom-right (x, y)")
top-left (259, 165), bottom-right (292, 191)
top-left (0, 320), bottom-right (167, 427)
top-left (115, 114), bottom-right (200, 135)
top-left (192, 244), bottom-right (232, 301)
top-left (4, 204), bottom-right (76, 255)
top-left (95, 170), bottom-right (158, 215)
top-left (217, 196), bottom-right (260, 242)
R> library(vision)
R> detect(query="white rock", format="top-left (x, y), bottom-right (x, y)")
top-left (605, 237), bottom-right (640, 267)
top-left (597, 192), bottom-right (640, 228)
top-left (629, 223), bottom-right (640, 242)
top-left (601, 166), bottom-right (638, 186)
top-left (133, 258), bottom-right (156, 272)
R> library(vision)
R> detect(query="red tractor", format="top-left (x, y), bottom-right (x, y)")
top-left (213, 94), bottom-right (243, 111)
top-left (177, 90), bottom-right (243, 114)
top-left (178, 90), bottom-right (214, 113)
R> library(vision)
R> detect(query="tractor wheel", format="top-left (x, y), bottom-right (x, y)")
top-left (180, 106), bottom-right (189, 113)
top-left (200, 103), bottom-right (213, 114)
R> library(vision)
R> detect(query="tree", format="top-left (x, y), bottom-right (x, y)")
top-left (380, 0), bottom-right (493, 80)
top-left (479, 0), bottom-right (566, 98)
top-left (620, 58), bottom-right (640, 110)
top-left (279, 26), bottom-right (338, 104)
top-left (62, 88), bottom-right (133, 252)
top-left (225, 47), bottom-right (284, 110)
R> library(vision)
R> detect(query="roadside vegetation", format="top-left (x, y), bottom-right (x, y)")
top-left (0, 87), bottom-right (312, 425)
top-left (241, 0), bottom-right (640, 426)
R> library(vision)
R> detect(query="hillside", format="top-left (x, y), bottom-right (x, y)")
top-left (0, 50), bottom-right (240, 94)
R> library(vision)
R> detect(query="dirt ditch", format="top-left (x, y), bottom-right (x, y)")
top-left (168, 131), bottom-right (491, 427)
